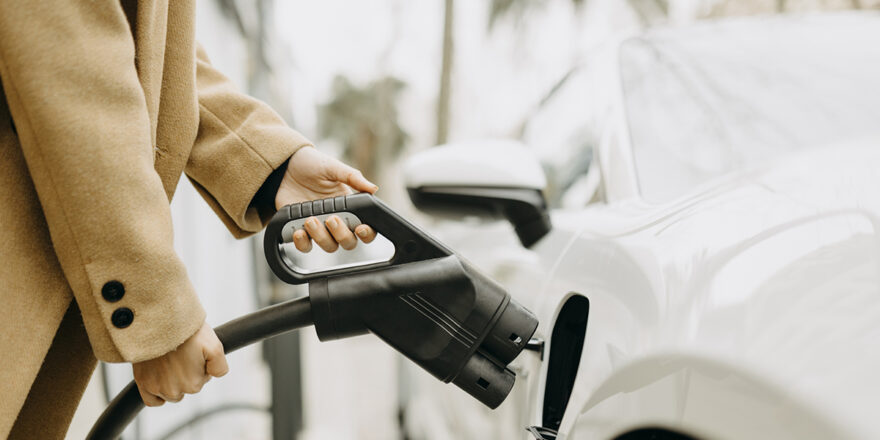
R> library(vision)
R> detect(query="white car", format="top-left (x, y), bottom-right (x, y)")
top-left (401, 13), bottom-right (880, 440)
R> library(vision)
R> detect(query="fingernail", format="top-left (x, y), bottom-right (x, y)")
top-left (357, 228), bottom-right (368, 237)
top-left (327, 217), bottom-right (337, 227)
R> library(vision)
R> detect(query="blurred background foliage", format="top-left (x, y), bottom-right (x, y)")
top-left (489, 0), bottom-right (586, 29)
top-left (318, 75), bottom-right (409, 178)
top-left (212, 0), bottom-right (879, 193)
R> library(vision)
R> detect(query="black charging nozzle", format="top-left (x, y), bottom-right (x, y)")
top-left (264, 193), bottom-right (539, 409)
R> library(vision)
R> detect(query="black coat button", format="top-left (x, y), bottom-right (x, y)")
top-left (101, 280), bottom-right (125, 302)
top-left (111, 308), bottom-right (134, 328)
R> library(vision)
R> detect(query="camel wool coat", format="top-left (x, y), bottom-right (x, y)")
top-left (0, 0), bottom-right (312, 437)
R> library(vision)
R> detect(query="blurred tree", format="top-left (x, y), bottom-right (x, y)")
top-left (707, 0), bottom-right (876, 16)
top-left (216, 0), bottom-right (247, 35)
top-left (627, 0), bottom-right (669, 25)
top-left (488, 0), bottom-right (671, 32)
top-left (485, 0), bottom-right (591, 141)
top-left (488, 0), bottom-right (586, 29)
top-left (215, 0), bottom-right (296, 123)
top-left (437, 0), bottom-right (455, 145)
top-left (319, 76), bottom-right (409, 179)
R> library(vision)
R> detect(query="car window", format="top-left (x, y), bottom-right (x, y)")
top-left (523, 63), bottom-right (614, 208)
top-left (620, 15), bottom-right (880, 203)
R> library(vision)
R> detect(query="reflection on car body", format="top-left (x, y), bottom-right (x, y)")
top-left (403, 13), bottom-right (880, 440)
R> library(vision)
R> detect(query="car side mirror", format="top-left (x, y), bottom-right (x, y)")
top-left (404, 140), bottom-right (552, 248)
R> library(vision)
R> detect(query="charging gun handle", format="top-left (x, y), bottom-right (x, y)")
top-left (264, 193), bottom-right (453, 284)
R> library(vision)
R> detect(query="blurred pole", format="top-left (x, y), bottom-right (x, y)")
top-left (233, 0), bottom-right (305, 438)
top-left (254, 235), bottom-right (307, 440)
top-left (436, 0), bottom-right (454, 145)
top-left (263, 314), bottom-right (304, 440)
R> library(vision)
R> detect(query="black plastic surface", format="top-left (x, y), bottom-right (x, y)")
top-left (614, 428), bottom-right (700, 440)
top-left (307, 254), bottom-right (535, 408)
top-left (267, 194), bottom-right (539, 408)
top-left (542, 295), bottom-right (589, 431)
top-left (407, 186), bottom-right (552, 247)
top-left (264, 193), bottom-right (453, 284)
top-left (111, 308), bottom-right (134, 329)
top-left (101, 281), bottom-right (125, 302)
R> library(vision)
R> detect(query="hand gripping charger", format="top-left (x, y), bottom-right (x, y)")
top-left (87, 193), bottom-right (537, 439)
top-left (265, 193), bottom-right (539, 408)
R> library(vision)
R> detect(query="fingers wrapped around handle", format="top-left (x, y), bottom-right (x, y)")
top-left (291, 215), bottom-right (377, 253)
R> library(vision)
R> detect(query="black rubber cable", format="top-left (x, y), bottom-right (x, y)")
top-left (99, 362), bottom-right (142, 440)
top-left (86, 296), bottom-right (314, 440)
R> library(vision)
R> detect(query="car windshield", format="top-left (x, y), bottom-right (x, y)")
top-left (621, 14), bottom-right (880, 203)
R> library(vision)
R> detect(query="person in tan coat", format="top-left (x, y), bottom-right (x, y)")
top-left (0, 1), bottom-right (378, 438)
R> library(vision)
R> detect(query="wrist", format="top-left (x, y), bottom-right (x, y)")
top-left (289, 144), bottom-right (315, 161)
top-left (253, 157), bottom-right (291, 218)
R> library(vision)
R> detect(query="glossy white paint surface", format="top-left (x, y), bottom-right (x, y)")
top-left (403, 139), bottom-right (547, 190)
top-left (406, 147), bottom-right (880, 440)
top-left (425, 141), bottom-right (880, 440)
top-left (402, 13), bottom-right (880, 440)
top-left (551, 141), bottom-right (880, 439)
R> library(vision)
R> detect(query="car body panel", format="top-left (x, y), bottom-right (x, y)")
top-left (403, 13), bottom-right (880, 440)
top-left (538, 142), bottom-right (880, 439)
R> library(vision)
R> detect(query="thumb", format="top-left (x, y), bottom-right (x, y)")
top-left (334, 164), bottom-right (378, 194)
top-left (205, 344), bottom-right (229, 378)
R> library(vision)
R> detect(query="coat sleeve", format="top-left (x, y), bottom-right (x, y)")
top-left (186, 45), bottom-right (313, 238)
top-left (0, 1), bottom-right (205, 363)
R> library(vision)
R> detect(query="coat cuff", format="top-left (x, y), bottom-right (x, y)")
top-left (82, 254), bottom-right (206, 363)
top-left (187, 104), bottom-right (310, 238)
